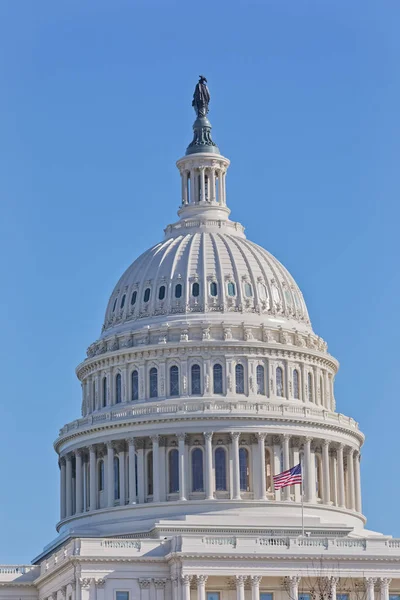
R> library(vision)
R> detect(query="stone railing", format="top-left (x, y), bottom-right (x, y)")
top-left (0, 565), bottom-right (39, 583)
top-left (58, 400), bottom-right (359, 439)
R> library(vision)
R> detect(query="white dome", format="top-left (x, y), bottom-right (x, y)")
top-left (101, 229), bottom-right (311, 338)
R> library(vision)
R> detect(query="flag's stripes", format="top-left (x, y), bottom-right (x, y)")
top-left (273, 463), bottom-right (302, 490)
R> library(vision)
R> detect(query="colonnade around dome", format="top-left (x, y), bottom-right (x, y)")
top-left (58, 430), bottom-right (362, 526)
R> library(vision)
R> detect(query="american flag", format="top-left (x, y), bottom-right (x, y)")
top-left (273, 463), bottom-right (302, 490)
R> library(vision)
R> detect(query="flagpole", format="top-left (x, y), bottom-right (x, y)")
top-left (301, 478), bottom-right (304, 537)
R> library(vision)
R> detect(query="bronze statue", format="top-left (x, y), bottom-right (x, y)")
top-left (192, 75), bottom-right (210, 118)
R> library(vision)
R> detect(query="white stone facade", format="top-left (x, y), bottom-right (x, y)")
top-left (1, 88), bottom-right (399, 600)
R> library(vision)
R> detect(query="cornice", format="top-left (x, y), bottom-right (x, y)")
top-left (55, 407), bottom-right (363, 452)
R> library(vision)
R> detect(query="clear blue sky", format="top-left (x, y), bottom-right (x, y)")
top-left (0, 1), bottom-right (399, 563)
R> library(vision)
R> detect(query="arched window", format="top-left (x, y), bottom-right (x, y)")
top-left (215, 447), bottom-right (227, 491)
top-left (235, 364), bottom-right (245, 394)
top-left (115, 373), bottom-right (122, 404)
top-left (175, 284), bottom-right (182, 298)
top-left (147, 451), bottom-right (153, 496)
top-left (112, 297), bottom-right (118, 312)
top-left (239, 448), bottom-right (249, 491)
top-left (102, 376), bottom-right (107, 407)
top-left (227, 282), bottom-right (236, 297)
top-left (192, 448), bottom-right (204, 492)
top-left (131, 370), bottom-right (139, 401)
top-left (210, 281), bottom-right (218, 297)
top-left (168, 449), bottom-right (179, 493)
top-left (244, 283), bottom-right (253, 297)
top-left (158, 285), bottom-right (166, 300)
top-left (98, 460), bottom-right (104, 492)
top-left (143, 288), bottom-right (151, 303)
top-left (256, 365), bottom-right (265, 395)
top-left (114, 456), bottom-right (120, 500)
top-left (293, 369), bottom-right (300, 400)
top-left (192, 282), bottom-right (200, 297)
top-left (276, 366), bottom-right (284, 397)
top-left (213, 363), bottom-right (223, 394)
top-left (308, 372), bottom-right (313, 402)
top-left (191, 364), bottom-right (201, 395)
top-left (170, 365), bottom-right (179, 396)
top-left (149, 367), bottom-right (158, 398)
top-left (120, 294), bottom-right (126, 309)
top-left (130, 290), bottom-right (137, 306)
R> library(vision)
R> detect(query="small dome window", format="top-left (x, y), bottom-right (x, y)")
top-left (210, 282), bottom-right (218, 297)
top-left (192, 282), bottom-right (200, 297)
top-left (112, 297), bottom-right (118, 312)
top-left (120, 294), bottom-right (126, 309)
top-left (158, 285), bottom-right (166, 300)
top-left (258, 283), bottom-right (267, 300)
top-left (175, 283), bottom-right (182, 298)
top-left (227, 282), bottom-right (236, 297)
top-left (143, 288), bottom-right (151, 303)
top-left (130, 291), bottom-right (137, 306)
top-left (244, 283), bottom-right (253, 297)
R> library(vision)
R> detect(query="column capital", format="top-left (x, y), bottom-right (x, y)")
top-left (366, 578), bottom-right (377, 586)
top-left (127, 437), bottom-right (136, 447)
top-left (154, 579), bottom-right (166, 589)
top-left (60, 585), bottom-right (67, 599)
top-left (95, 579), bottom-right (105, 588)
top-left (151, 434), bottom-right (160, 444)
top-left (197, 575), bottom-right (208, 585)
top-left (256, 432), bottom-right (267, 442)
top-left (347, 446), bottom-right (355, 456)
top-left (285, 575), bottom-right (301, 586)
top-left (303, 436), bottom-right (312, 444)
top-left (322, 439), bottom-right (330, 448)
top-left (106, 441), bottom-right (114, 450)
top-left (181, 575), bottom-right (193, 585)
top-left (204, 431), bottom-right (213, 441)
top-left (380, 578), bottom-right (392, 588)
top-left (250, 576), bottom-right (262, 586)
top-left (177, 433), bottom-right (187, 443)
top-left (337, 442), bottom-right (344, 451)
top-left (88, 444), bottom-right (97, 454)
top-left (230, 431), bottom-right (240, 441)
top-left (59, 456), bottom-right (66, 466)
top-left (75, 448), bottom-right (84, 458)
top-left (139, 579), bottom-right (152, 589)
top-left (80, 579), bottom-right (92, 589)
top-left (235, 575), bottom-right (247, 585)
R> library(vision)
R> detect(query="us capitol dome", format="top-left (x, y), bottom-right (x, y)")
top-left (2, 77), bottom-right (399, 600)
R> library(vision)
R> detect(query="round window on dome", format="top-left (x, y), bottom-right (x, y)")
top-left (227, 282), bottom-right (236, 297)
top-left (143, 288), bottom-right (151, 303)
top-left (192, 282), bottom-right (200, 297)
top-left (244, 283), bottom-right (253, 297)
top-left (210, 281), bottom-right (218, 297)
top-left (175, 283), bottom-right (182, 298)
top-left (158, 285), bottom-right (166, 300)
top-left (130, 291), bottom-right (137, 306)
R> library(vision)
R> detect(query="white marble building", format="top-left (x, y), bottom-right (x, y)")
top-left (1, 79), bottom-right (399, 600)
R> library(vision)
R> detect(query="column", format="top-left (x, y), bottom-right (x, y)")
top-left (380, 579), bottom-right (391, 600)
top-left (231, 432), bottom-right (241, 500)
top-left (196, 575), bottom-right (207, 600)
top-left (128, 438), bottom-right (137, 504)
top-left (119, 446), bottom-right (126, 506)
top-left (60, 458), bottom-right (66, 519)
top-left (178, 434), bottom-right (187, 501)
top-left (337, 444), bottom-right (345, 508)
top-left (292, 445), bottom-right (301, 502)
top-left (96, 580), bottom-right (105, 600)
top-left (152, 435), bottom-right (160, 503)
top-left (190, 169), bottom-right (196, 203)
top-left (75, 450), bottom-right (83, 514)
top-left (330, 450), bottom-right (338, 506)
top-left (304, 437), bottom-right (313, 502)
top-left (330, 578), bottom-right (339, 600)
top-left (322, 440), bottom-right (330, 505)
top-left (200, 167), bottom-right (205, 201)
top-left (204, 432), bottom-right (214, 500)
top-left (181, 170), bottom-right (187, 205)
top-left (136, 439), bottom-right (145, 504)
top-left (210, 169), bottom-right (216, 203)
top-left (282, 434), bottom-right (291, 501)
top-left (257, 433), bottom-right (267, 500)
top-left (107, 442), bottom-right (115, 507)
top-left (286, 576), bottom-right (301, 600)
top-left (89, 446), bottom-right (97, 511)
top-left (366, 578), bottom-right (376, 600)
top-left (139, 579), bottom-right (151, 600)
top-left (347, 448), bottom-right (355, 510)
top-left (273, 439), bottom-right (282, 501)
top-left (65, 454), bottom-right (72, 517)
top-left (181, 575), bottom-right (192, 600)
top-left (354, 451), bottom-right (362, 513)
top-left (235, 576), bottom-right (245, 600)
top-left (250, 576), bottom-right (262, 600)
